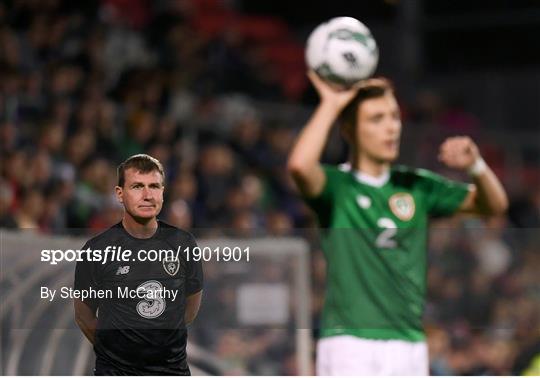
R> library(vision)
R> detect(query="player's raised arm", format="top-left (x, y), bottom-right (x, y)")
top-left (438, 136), bottom-right (508, 215)
top-left (287, 71), bottom-right (360, 197)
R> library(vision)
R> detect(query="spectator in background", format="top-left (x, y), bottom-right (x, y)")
top-left (196, 143), bottom-right (239, 226)
top-left (165, 198), bottom-right (193, 230)
top-left (0, 178), bottom-right (17, 228)
top-left (13, 187), bottom-right (44, 230)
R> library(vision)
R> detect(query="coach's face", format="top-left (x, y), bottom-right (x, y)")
top-left (116, 168), bottom-right (164, 221)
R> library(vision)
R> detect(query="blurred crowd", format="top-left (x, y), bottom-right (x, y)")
top-left (1, 0), bottom-right (538, 375)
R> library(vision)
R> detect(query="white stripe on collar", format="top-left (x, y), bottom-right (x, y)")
top-left (338, 162), bottom-right (390, 188)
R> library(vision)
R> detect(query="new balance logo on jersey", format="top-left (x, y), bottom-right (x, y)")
top-left (116, 266), bottom-right (130, 275)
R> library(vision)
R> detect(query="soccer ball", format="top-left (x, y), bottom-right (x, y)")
top-left (305, 17), bottom-right (379, 88)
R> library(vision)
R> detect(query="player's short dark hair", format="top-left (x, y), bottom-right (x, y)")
top-left (117, 154), bottom-right (165, 187)
top-left (340, 77), bottom-right (395, 129)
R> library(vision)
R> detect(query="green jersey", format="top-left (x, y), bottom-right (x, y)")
top-left (306, 164), bottom-right (470, 341)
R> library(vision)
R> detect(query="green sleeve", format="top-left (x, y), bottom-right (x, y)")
top-left (417, 169), bottom-right (471, 217)
top-left (303, 165), bottom-right (344, 228)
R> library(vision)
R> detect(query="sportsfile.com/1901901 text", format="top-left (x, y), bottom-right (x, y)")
top-left (40, 245), bottom-right (250, 265)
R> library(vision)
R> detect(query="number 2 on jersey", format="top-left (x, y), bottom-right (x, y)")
top-left (376, 217), bottom-right (397, 249)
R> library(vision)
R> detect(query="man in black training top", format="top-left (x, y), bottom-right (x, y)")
top-left (74, 154), bottom-right (203, 375)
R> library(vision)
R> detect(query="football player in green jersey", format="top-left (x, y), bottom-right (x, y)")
top-left (287, 72), bottom-right (508, 375)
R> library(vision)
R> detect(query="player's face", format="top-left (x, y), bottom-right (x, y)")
top-left (355, 93), bottom-right (402, 163)
top-left (116, 168), bottom-right (164, 221)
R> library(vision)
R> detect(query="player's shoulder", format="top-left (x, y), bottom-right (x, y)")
top-left (158, 220), bottom-right (193, 237)
top-left (322, 163), bottom-right (355, 180)
top-left (83, 222), bottom-right (124, 248)
top-left (158, 220), bottom-right (196, 245)
top-left (391, 165), bottom-right (441, 180)
top-left (390, 165), bottom-right (445, 189)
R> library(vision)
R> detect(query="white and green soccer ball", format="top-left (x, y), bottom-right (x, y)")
top-left (305, 17), bottom-right (379, 88)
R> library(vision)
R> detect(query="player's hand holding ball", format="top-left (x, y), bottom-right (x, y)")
top-left (438, 136), bottom-right (485, 175)
top-left (307, 70), bottom-right (360, 110)
top-left (305, 17), bottom-right (380, 113)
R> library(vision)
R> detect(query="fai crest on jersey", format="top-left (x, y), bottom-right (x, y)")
top-left (389, 193), bottom-right (415, 221)
top-left (163, 256), bottom-right (180, 276)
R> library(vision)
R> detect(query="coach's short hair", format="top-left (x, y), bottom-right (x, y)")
top-left (340, 77), bottom-right (395, 129)
top-left (117, 154), bottom-right (165, 187)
